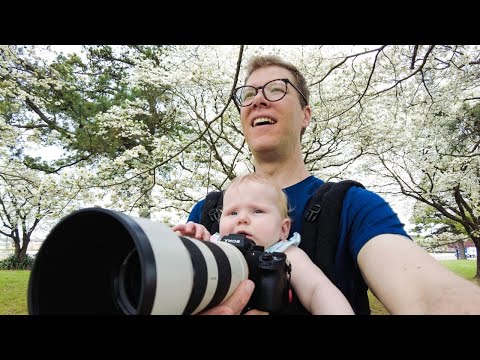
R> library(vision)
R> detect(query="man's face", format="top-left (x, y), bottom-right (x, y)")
top-left (240, 66), bottom-right (310, 155)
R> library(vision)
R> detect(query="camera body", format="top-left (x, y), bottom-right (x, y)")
top-left (219, 233), bottom-right (291, 313)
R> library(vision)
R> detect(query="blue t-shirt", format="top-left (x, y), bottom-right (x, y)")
top-left (188, 175), bottom-right (409, 313)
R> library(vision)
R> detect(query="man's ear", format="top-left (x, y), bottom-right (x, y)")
top-left (302, 105), bottom-right (312, 130)
top-left (280, 218), bottom-right (291, 240)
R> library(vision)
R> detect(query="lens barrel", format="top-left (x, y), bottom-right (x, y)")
top-left (28, 208), bottom-right (248, 315)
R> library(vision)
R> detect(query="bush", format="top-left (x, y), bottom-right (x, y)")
top-left (0, 254), bottom-right (35, 270)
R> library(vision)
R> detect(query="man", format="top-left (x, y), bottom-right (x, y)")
top-left (184, 55), bottom-right (480, 314)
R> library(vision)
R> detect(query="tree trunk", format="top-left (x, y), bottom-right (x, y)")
top-left (457, 240), bottom-right (467, 260)
top-left (472, 237), bottom-right (480, 279)
top-left (475, 255), bottom-right (480, 280)
top-left (12, 235), bottom-right (29, 260)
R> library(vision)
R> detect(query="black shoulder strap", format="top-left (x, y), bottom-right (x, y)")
top-left (200, 190), bottom-right (224, 234)
top-left (297, 179), bottom-right (371, 315)
top-left (281, 180), bottom-right (366, 315)
top-left (301, 180), bottom-right (364, 282)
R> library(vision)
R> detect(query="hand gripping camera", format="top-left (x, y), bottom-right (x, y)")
top-left (28, 208), bottom-right (291, 315)
top-left (217, 233), bottom-right (291, 313)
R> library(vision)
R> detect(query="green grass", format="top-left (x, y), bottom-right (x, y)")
top-left (441, 260), bottom-right (478, 279)
top-left (0, 270), bottom-right (30, 315)
top-left (1, 260), bottom-right (478, 315)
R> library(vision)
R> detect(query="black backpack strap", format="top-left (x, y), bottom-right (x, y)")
top-left (200, 190), bottom-right (224, 234)
top-left (281, 180), bottom-right (366, 315)
top-left (301, 180), bottom-right (364, 281)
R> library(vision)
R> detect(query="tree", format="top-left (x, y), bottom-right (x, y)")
top-left (411, 201), bottom-right (470, 258)
top-left (353, 46), bottom-right (480, 277)
top-left (1, 45), bottom-right (191, 222)
top-left (0, 157), bottom-right (85, 260)
top-left (3, 45), bottom-right (480, 279)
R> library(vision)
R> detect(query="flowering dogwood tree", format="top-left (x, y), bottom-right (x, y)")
top-left (1, 45), bottom-right (479, 277)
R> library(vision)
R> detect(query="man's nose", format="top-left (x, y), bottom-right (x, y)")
top-left (251, 88), bottom-right (268, 107)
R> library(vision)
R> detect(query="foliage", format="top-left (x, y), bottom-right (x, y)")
top-left (412, 201), bottom-right (468, 251)
top-left (0, 157), bottom-right (86, 258)
top-left (0, 254), bottom-right (35, 270)
top-left (350, 46), bottom-right (480, 275)
top-left (1, 45), bottom-right (480, 273)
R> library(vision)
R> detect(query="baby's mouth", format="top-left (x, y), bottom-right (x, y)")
top-left (237, 230), bottom-right (252, 238)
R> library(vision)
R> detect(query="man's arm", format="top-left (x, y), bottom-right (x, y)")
top-left (358, 234), bottom-right (480, 314)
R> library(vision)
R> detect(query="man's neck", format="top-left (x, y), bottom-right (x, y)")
top-left (253, 152), bottom-right (311, 189)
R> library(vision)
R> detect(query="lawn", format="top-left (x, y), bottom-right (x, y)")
top-left (1, 260), bottom-right (477, 315)
top-left (0, 270), bottom-right (30, 315)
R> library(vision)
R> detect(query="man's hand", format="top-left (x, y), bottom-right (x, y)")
top-left (171, 221), bottom-right (211, 241)
top-left (199, 279), bottom-right (268, 315)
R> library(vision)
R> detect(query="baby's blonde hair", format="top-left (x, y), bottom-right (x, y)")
top-left (224, 173), bottom-right (290, 219)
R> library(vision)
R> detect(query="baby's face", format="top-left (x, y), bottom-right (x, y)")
top-left (219, 181), bottom-right (289, 248)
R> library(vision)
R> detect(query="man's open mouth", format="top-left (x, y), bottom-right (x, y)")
top-left (252, 117), bottom-right (276, 127)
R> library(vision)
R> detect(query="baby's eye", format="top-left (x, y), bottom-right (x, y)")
top-left (228, 211), bottom-right (237, 216)
top-left (253, 209), bottom-right (264, 214)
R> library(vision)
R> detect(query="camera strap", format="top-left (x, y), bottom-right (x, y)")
top-left (210, 232), bottom-right (301, 253)
top-left (265, 232), bottom-right (301, 253)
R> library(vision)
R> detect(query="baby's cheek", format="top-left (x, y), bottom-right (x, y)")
top-left (219, 221), bottom-right (232, 235)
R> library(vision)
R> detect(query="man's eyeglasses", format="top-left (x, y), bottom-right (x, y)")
top-left (233, 78), bottom-right (308, 108)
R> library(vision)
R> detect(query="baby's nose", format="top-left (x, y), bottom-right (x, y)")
top-left (236, 212), bottom-right (250, 224)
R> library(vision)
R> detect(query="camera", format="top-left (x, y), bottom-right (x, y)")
top-left (28, 207), bottom-right (290, 315)
top-left (217, 234), bottom-right (291, 313)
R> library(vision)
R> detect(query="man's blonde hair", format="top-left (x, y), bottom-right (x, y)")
top-left (244, 55), bottom-right (310, 108)
top-left (224, 173), bottom-right (290, 219)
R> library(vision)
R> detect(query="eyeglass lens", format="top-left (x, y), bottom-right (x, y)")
top-left (237, 80), bottom-right (287, 105)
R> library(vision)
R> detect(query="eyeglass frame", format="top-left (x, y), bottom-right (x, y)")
top-left (232, 78), bottom-right (308, 112)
